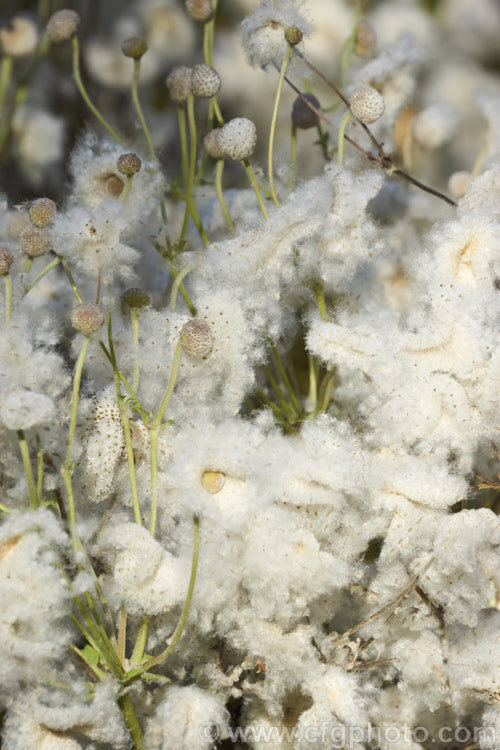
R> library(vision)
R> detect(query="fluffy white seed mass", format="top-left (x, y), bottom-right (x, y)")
top-left (217, 117), bottom-right (257, 160)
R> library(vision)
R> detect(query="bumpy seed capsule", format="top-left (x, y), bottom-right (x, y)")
top-left (71, 303), bottom-right (105, 335)
top-left (166, 66), bottom-right (192, 104)
top-left (291, 93), bottom-right (320, 129)
top-left (19, 225), bottom-right (51, 257)
top-left (350, 85), bottom-right (385, 124)
top-left (28, 198), bottom-right (56, 228)
top-left (0, 247), bottom-right (14, 276)
top-left (121, 36), bottom-right (148, 59)
top-left (0, 17), bottom-right (38, 57)
top-left (117, 153), bottom-right (142, 176)
top-left (191, 64), bottom-right (221, 99)
top-left (180, 319), bottom-right (214, 358)
top-left (217, 117), bottom-right (257, 161)
top-left (122, 288), bottom-right (151, 309)
top-left (185, 0), bottom-right (214, 22)
top-left (46, 9), bottom-right (80, 43)
top-left (355, 19), bottom-right (376, 57)
top-left (201, 470), bottom-right (225, 494)
top-left (284, 26), bottom-right (303, 46)
top-left (203, 128), bottom-right (224, 159)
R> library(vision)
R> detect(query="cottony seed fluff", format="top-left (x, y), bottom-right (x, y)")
top-left (46, 9), bottom-right (80, 43)
top-left (0, 247), bottom-right (14, 275)
top-left (28, 198), bottom-right (57, 228)
top-left (117, 153), bottom-right (142, 176)
top-left (180, 319), bottom-right (215, 358)
top-left (71, 303), bottom-right (105, 335)
top-left (217, 117), bottom-right (257, 161)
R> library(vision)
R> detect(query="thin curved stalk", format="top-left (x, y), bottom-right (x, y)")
top-left (23, 256), bottom-right (60, 295)
top-left (268, 45), bottom-right (293, 207)
top-left (17, 430), bottom-right (37, 509)
top-left (215, 159), bottom-right (234, 231)
top-left (132, 58), bottom-right (156, 161)
top-left (242, 159), bottom-right (269, 219)
top-left (72, 36), bottom-right (123, 142)
top-left (170, 266), bottom-right (194, 312)
top-left (338, 110), bottom-right (351, 166)
top-left (0, 56), bottom-right (13, 114)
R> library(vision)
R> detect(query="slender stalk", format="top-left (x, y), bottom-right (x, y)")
top-left (132, 58), bottom-right (156, 161)
top-left (131, 309), bottom-right (140, 392)
top-left (337, 110), bottom-right (351, 166)
top-left (17, 430), bottom-right (37, 509)
top-left (179, 92), bottom-right (209, 246)
top-left (130, 616), bottom-right (149, 668)
top-left (177, 106), bottom-right (189, 188)
top-left (149, 339), bottom-right (182, 537)
top-left (118, 606), bottom-right (127, 666)
top-left (72, 35), bottom-right (123, 142)
top-left (4, 273), bottom-right (12, 325)
top-left (0, 55), bottom-right (13, 115)
top-left (215, 159), bottom-right (234, 231)
top-left (170, 266), bottom-right (194, 312)
top-left (307, 352), bottom-right (318, 413)
top-left (61, 259), bottom-right (82, 303)
top-left (271, 344), bottom-right (303, 418)
top-left (166, 262), bottom-right (197, 316)
top-left (212, 97), bottom-right (224, 126)
top-left (36, 449), bottom-right (44, 505)
top-left (23, 256), bottom-right (60, 295)
top-left (118, 693), bottom-right (145, 750)
top-left (131, 514), bottom-right (199, 674)
top-left (120, 175), bottom-right (133, 203)
top-left (314, 282), bottom-right (328, 322)
top-left (289, 125), bottom-right (297, 192)
top-left (242, 159), bottom-right (269, 219)
top-left (269, 45), bottom-right (293, 207)
top-left (121, 408), bottom-right (142, 525)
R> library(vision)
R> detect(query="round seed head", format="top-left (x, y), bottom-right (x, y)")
top-left (180, 319), bottom-right (214, 358)
top-left (117, 152), bottom-right (142, 176)
top-left (350, 85), bottom-right (385, 124)
top-left (448, 171), bottom-right (472, 199)
top-left (28, 197), bottom-right (56, 228)
top-left (203, 128), bottom-right (224, 159)
top-left (166, 66), bottom-right (192, 104)
top-left (191, 64), bottom-right (221, 99)
top-left (185, 0), bottom-right (214, 22)
top-left (201, 470), bottom-right (225, 494)
top-left (19, 225), bottom-right (51, 257)
top-left (104, 174), bottom-right (124, 199)
top-left (121, 36), bottom-right (148, 59)
top-left (291, 92), bottom-right (320, 129)
top-left (71, 303), bottom-right (105, 335)
top-left (217, 117), bottom-right (257, 161)
top-left (0, 17), bottom-right (38, 57)
top-left (355, 19), bottom-right (376, 57)
top-left (0, 247), bottom-right (14, 276)
top-left (46, 10), bottom-right (80, 43)
top-left (122, 288), bottom-right (151, 309)
top-left (284, 26), bottom-right (303, 47)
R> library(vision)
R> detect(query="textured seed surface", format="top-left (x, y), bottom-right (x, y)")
top-left (217, 118), bottom-right (257, 161)
top-left (46, 10), bottom-right (80, 42)
top-left (166, 66), bottom-right (192, 104)
top-left (71, 303), bottom-right (105, 335)
top-left (19, 226), bottom-right (51, 257)
top-left (0, 247), bottom-right (14, 275)
top-left (350, 86), bottom-right (385, 124)
top-left (117, 153), bottom-right (142, 176)
top-left (29, 198), bottom-right (56, 228)
top-left (191, 64), bottom-right (221, 98)
top-left (180, 319), bottom-right (215, 358)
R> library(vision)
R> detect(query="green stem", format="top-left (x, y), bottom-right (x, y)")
top-left (316, 122), bottom-right (330, 161)
top-left (17, 430), bottom-right (37, 509)
top-left (65, 335), bottom-right (90, 469)
top-left (242, 159), bottom-right (269, 220)
top-left (132, 59), bottom-right (156, 161)
top-left (215, 159), bottom-right (234, 231)
top-left (4, 273), bottom-right (12, 325)
top-left (131, 309), bottom-right (140, 392)
top-left (121, 408), bottom-right (142, 525)
top-left (179, 92), bottom-right (209, 246)
top-left (130, 615), bottom-right (149, 667)
top-left (314, 282), bottom-right (328, 321)
top-left (0, 55), bottom-right (13, 115)
top-left (131, 515), bottom-right (199, 675)
top-left (177, 106), bottom-right (189, 188)
top-left (166, 263), bottom-right (197, 316)
top-left (338, 110), bottom-right (351, 166)
top-left (23, 256), bottom-right (61, 295)
top-left (289, 124), bottom-right (297, 192)
top-left (212, 97), bottom-right (224, 126)
top-left (307, 352), bottom-right (318, 413)
top-left (61, 259), bottom-right (82, 303)
top-left (170, 266), bottom-right (194, 312)
top-left (36, 449), bottom-right (44, 505)
top-left (72, 35), bottom-right (123, 142)
top-left (271, 344), bottom-right (303, 418)
top-left (118, 693), bottom-right (145, 750)
top-left (269, 45), bottom-right (293, 207)
top-left (120, 175), bottom-right (133, 202)
top-left (155, 338), bottom-right (182, 427)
